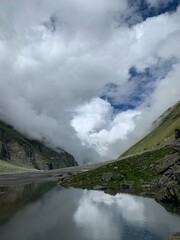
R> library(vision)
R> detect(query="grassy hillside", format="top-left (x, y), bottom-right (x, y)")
top-left (122, 101), bottom-right (180, 156)
top-left (62, 145), bottom-right (172, 192)
top-left (0, 159), bottom-right (35, 173)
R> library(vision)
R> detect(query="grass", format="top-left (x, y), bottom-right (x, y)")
top-left (62, 146), bottom-right (172, 192)
top-left (0, 159), bottom-right (36, 173)
top-left (122, 101), bottom-right (180, 156)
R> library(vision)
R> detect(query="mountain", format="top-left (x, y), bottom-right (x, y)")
top-left (62, 100), bottom-right (180, 203)
top-left (0, 120), bottom-right (78, 172)
top-left (122, 100), bottom-right (180, 156)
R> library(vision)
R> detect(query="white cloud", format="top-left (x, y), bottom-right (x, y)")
top-left (0, 1), bottom-right (180, 163)
top-left (158, 30), bottom-right (180, 60)
top-left (74, 190), bottom-right (146, 230)
top-left (71, 98), bottom-right (141, 157)
top-left (74, 190), bottom-right (180, 238)
top-left (74, 190), bottom-right (120, 240)
top-left (150, 63), bottom-right (180, 113)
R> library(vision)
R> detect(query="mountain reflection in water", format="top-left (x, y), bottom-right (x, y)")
top-left (0, 184), bottom-right (179, 240)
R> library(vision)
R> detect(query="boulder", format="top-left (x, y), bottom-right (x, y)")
top-left (175, 129), bottom-right (180, 140)
top-left (142, 184), bottom-right (152, 189)
top-left (113, 173), bottom-right (124, 180)
top-left (171, 163), bottom-right (180, 173)
top-left (102, 172), bottom-right (113, 182)
top-left (170, 141), bottom-right (180, 155)
top-left (164, 169), bottom-right (173, 176)
top-left (120, 181), bottom-right (135, 190)
top-left (155, 153), bottom-right (179, 173)
top-left (174, 171), bottom-right (180, 184)
top-left (58, 174), bottom-right (69, 183)
top-left (93, 185), bottom-right (107, 190)
top-left (156, 180), bottom-right (180, 202)
top-left (113, 166), bottom-right (118, 170)
top-left (158, 175), bottom-right (172, 187)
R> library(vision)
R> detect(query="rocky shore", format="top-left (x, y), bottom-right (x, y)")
top-left (62, 141), bottom-right (180, 203)
top-left (155, 141), bottom-right (180, 202)
top-left (169, 233), bottom-right (180, 240)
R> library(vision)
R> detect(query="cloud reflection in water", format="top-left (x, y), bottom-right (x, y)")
top-left (74, 190), bottom-right (146, 240)
top-left (0, 187), bottom-right (179, 240)
top-left (74, 190), bottom-right (180, 240)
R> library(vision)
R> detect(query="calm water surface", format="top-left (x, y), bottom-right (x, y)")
top-left (0, 182), bottom-right (179, 240)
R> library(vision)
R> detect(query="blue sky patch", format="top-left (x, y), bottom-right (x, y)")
top-left (117, 0), bottom-right (180, 26)
top-left (101, 58), bottom-right (177, 112)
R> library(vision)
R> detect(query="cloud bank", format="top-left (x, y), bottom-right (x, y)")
top-left (0, 0), bottom-right (180, 163)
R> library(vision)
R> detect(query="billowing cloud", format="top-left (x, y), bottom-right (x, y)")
top-left (74, 190), bottom-right (146, 229)
top-left (71, 98), bottom-right (141, 156)
top-left (0, 1), bottom-right (180, 163)
top-left (74, 190), bottom-right (180, 238)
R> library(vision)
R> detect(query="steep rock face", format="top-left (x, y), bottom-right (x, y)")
top-left (155, 141), bottom-right (180, 202)
top-left (0, 121), bottom-right (78, 170)
top-left (28, 140), bottom-right (78, 169)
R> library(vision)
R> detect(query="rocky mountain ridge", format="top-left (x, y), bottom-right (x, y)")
top-left (0, 120), bottom-right (78, 170)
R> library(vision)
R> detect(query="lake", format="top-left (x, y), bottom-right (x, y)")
top-left (0, 181), bottom-right (179, 240)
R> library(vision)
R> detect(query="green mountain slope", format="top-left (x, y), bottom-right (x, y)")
top-left (0, 120), bottom-right (78, 171)
top-left (0, 159), bottom-right (36, 173)
top-left (62, 100), bottom-right (180, 203)
top-left (122, 101), bottom-right (180, 156)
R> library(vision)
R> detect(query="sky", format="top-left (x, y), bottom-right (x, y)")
top-left (0, 0), bottom-right (180, 164)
